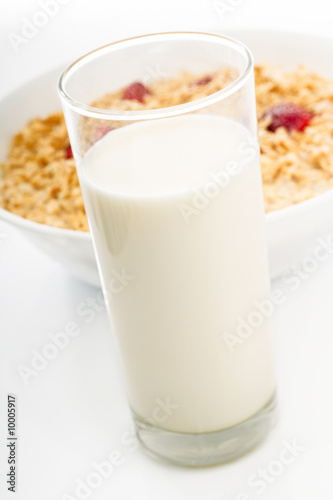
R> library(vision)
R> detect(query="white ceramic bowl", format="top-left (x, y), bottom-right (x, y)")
top-left (1, 29), bottom-right (333, 286)
top-left (0, 65), bottom-right (97, 285)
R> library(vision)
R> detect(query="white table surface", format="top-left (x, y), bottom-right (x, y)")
top-left (2, 1), bottom-right (333, 499)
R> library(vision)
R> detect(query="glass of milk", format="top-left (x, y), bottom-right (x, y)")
top-left (58, 33), bottom-right (277, 466)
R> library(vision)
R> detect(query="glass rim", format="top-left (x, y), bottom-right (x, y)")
top-left (58, 31), bottom-right (254, 121)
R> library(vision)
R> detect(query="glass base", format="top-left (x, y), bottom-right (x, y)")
top-left (133, 391), bottom-right (277, 467)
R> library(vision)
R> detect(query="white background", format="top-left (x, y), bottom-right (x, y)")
top-left (2, 1), bottom-right (333, 499)
top-left (1, 0), bottom-right (332, 98)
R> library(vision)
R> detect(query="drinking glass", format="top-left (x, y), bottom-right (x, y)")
top-left (58, 32), bottom-right (277, 466)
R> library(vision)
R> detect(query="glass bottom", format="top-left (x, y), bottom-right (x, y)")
top-left (133, 391), bottom-right (277, 467)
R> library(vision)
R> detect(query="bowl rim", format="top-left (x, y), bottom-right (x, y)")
top-left (0, 206), bottom-right (90, 240)
top-left (2, 27), bottom-right (333, 239)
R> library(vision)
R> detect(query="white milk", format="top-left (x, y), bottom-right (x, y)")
top-left (81, 114), bottom-right (276, 434)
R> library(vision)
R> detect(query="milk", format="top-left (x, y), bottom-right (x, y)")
top-left (81, 114), bottom-right (276, 434)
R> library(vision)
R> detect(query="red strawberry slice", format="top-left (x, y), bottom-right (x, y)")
top-left (66, 145), bottom-right (73, 159)
top-left (122, 82), bottom-right (151, 103)
top-left (95, 124), bottom-right (113, 142)
top-left (263, 103), bottom-right (314, 132)
top-left (194, 75), bottom-right (213, 86)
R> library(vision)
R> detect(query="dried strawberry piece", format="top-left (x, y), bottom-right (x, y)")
top-left (122, 82), bottom-right (151, 103)
top-left (95, 124), bottom-right (113, 142)
top-left (193, 75), bottom-right (213, 86)
top-left (263, 103), bottom-right (314, 132)
top-left (65, 145), bottom-right (73, 159)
